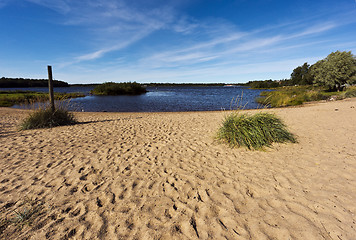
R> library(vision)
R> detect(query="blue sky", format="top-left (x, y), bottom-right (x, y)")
top-left (0, 0), bottom-right (355, 84)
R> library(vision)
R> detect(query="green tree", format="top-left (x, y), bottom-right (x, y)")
top-left (311, 51), bottom-right (356, 91)
top-left (290, 62), bottom-right (313, 85)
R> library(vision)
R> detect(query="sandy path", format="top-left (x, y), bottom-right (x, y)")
top-left (0, 98), bottom-right (355, 239)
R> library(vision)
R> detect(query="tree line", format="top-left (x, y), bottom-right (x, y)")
top-left (246, 51), bottom-right (356, 91)
top-left (0, 77), bottom-right (69, 88)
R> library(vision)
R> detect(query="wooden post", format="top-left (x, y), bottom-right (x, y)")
top-left (47, 65), bottom-right (55, 112)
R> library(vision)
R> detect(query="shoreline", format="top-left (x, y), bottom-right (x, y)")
top-left (5, 96), bottom-right (347, 115)
top-left (1, 98), bottom-right (356, 239)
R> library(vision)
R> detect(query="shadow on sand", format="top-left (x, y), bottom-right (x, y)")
top-left (76, 116), bottom-right (143, 125)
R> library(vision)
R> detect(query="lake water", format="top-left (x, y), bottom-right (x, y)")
top-left (5, 86), bottom-right (268, 112)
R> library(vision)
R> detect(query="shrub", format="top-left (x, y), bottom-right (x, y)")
top-left (91, 82), bottom-right (147, 95)
top-left (20, 101), bottom-right (76, 130)
top-left (217, 112), bottom-right (296, 150)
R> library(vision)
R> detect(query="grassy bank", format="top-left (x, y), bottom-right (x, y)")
top-left (256, 86), bottom-right (356, 107)
top-left (0, 91), bottom-right (85, 107)
top-left (91, 82), bottom-right (147, 95)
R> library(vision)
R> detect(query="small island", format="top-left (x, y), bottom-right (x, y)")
top-left (90, 82), bottom-right (147, 95)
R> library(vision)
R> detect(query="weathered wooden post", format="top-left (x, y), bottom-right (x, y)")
top-left (47, 65), bottom-right (55, 112)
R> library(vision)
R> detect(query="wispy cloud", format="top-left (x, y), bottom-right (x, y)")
top-left (2, 0), bottom-right (354, 83)
top-left (141, 32), bottom-right (245, 67)
top-left (172, 16), bottom-right (199, 34)
top-left (228, 36), bottom-right (283, 53)
top-left (75, 28), bottom-right (154, 62)
top-left (139, 19), bottom-right (336, 70)
top-left (76, 49), bottom-right (107, 62)
top-left (288, 22), bottom-right (338, 39)
top-left (21, 0), bottom-right (178, 63)
top-left (20, 0), bottom-right (344, 68)
top-left (59, 9), bottom-right (352, 82)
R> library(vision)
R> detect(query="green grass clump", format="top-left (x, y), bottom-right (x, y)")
top-left (217, 112), bottom-right (296, 150)
top-left (20, 102), bottom-right (77, 130)
top-left (91, 82), bottom-right (147, 95)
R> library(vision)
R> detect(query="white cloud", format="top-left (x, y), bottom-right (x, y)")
top-left (172, 16), bottom-right (199, 34)
top-left (139, 32), bottom-right (246, 68)
top-left (76, 49), bottom-right (107, 61)
top-left (75, 29), bottom-right (152, 62)
top-left (288, 22), bottom-right (338, 39)
top-left (228, 36), bottom-right (282, 53)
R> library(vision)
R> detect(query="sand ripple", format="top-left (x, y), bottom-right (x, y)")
top-left (1, 99), bottom-right (356, 239)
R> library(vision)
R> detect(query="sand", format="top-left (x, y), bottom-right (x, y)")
top-left (0, 98), bottom-right (355, 240)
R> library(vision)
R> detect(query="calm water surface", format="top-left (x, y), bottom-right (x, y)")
top-left (6, 86), bottom-right (268, 112)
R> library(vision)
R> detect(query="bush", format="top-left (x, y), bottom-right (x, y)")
top-left (20, 102), bottom-right (77, 130)
top-left (91, 82), bottom-right (147, 95)
top-left (217, 112), bottom-right (296, 150)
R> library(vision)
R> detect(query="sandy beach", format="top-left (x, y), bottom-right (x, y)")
top-left (1, 98), bottom-right (356, 239)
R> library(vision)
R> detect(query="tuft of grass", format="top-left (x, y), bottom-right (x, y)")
top-left (10, 200), bottom-right (44, 229)
top-left (20, 100), bottom-right (77, 130)
top-left (0, 197), bottom-right (46, 237)
top-left (217, 112), bottom-right (296, 150)
top-left (91, 82), bottom-right (147, 95)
